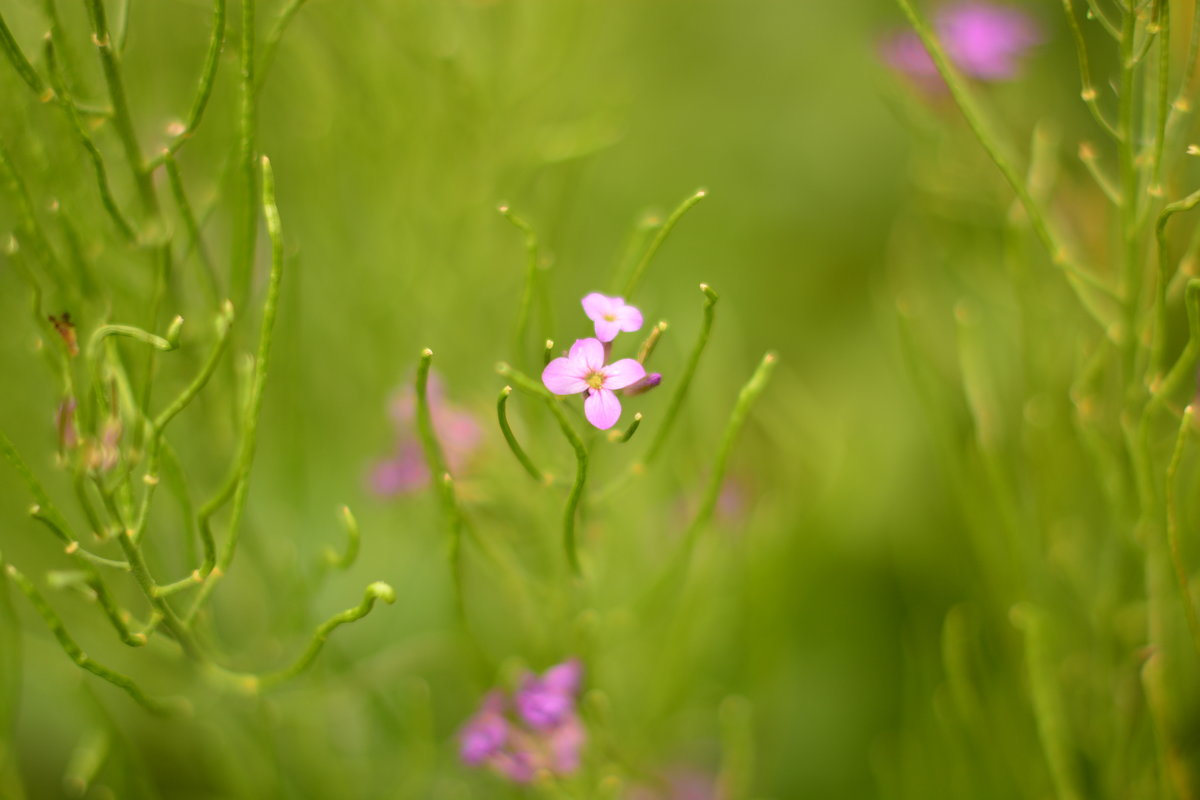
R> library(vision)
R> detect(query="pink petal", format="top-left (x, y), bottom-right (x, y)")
top-left (581, 292), bottom-right (619, 322)
top-left (543, 357), bottom-right (589, 395)
top-left (542, 658), bottom-right (583, 695)
top-left (568, 338), bottom-right (605, 372)
top-left (601, 359), bottom-right (645, 390)
top-left (615, 304), bottom-right (643, 333)
top-left (584, 388), bottom-right (622, 430)
top-left (593, 318), bottom-right (621, 342)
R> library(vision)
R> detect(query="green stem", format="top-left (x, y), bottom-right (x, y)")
top-left (1062, 0), bottom-right (1120, 139)
top-left (612, 412), bottom-right (642, 444)
top-left (1165, 405), bottom-right (1200, 658)
top-left (231, 0), bottom-right (257, 309)
top-left (256, 0), bottom-right (308, 93)
top-left (43, 35), bottom-right (137, 242)
top-left (2, 561), bottom-right (185, 715)
top-left (500, 204), bottom-right (539, 368)
top-left (257, 582), bottom-right (395, 690)
top-left (0, 11), bottom-right (45, 94)
top-left (163, 152), bottom-right (221, 305)
top-left (644, 284), bottom-right (718, 465)
top-left (621, 189), bottom-right (706, 298)
top-left (496, 362), bottom-right (588, 575)
top-left (497, 386), bottom-right (549, 483)
top-left (1152, 190), bottom-right (1200, 380)
top-left (321, 505), bottom-right (361, 570)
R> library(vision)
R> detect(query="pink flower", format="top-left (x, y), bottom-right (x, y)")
top-left (880, 2), bottom-right (1041, 84)
top-left (516, 658), bottom-right (583, 730)
top-left (542, 338), bottom-right (645, 430)
top-left (459, 658), bottom-right (588, 783)
top-left (582, 293), bottom-right (643, 342)
top-left (369, 372), bottom-right (482, 496)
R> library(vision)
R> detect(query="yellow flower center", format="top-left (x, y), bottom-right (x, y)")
top-left (603, 313), bottom-right (617, 322)
top-left (586, 371), bottom-right (605, 390)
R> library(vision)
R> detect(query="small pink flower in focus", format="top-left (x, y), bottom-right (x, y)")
top-left (369, 372), bottom-right (481, 496)
top-left (582, 292), bottom-right (643, 342)
top-left (542, 338), bottom-right (645, 430)
top-left (880, 3), bottom-right (1041, 84)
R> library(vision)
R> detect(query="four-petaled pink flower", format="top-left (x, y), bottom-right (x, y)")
top-left (542, 338), bottom-right (645, 430)
top-left (582, 292), bottom-right (643, 342)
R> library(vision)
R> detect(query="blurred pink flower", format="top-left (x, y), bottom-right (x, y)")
top-left (459, 658), bottom-right (587, 784)
top-left (543, 338), bottom-right (645, 430)
top-left (627, 768), bottom-right (721, 800)
top-left (880, 3), bottom-right (1041, 83)
top-left (369, 372), bottom-right (481, 496)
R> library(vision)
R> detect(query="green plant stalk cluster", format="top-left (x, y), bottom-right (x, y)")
top-left (892, 0), bottom-right (1200, 794)
top-left (0, 0), bottom-right (393, 718)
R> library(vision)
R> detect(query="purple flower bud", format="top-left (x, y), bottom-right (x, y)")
top-left (622, 372), bottom-right (662, 397)
top-left (55, 397), bottom-right (78, 451)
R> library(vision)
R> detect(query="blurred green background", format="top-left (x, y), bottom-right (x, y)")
top-left (0, 0), bottom-right (1120, 797)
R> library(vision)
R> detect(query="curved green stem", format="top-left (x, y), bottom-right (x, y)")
top-left (257, 582), bottom-right (395, 690)
top-left (1062, 0), bottom-right (1120, 139)
top-left (321, 505), bottom-right (361, 570)
top-left (621, 189), bottom-right (706, 299)
top-left (500, 204), bottom-right (540, 368)
top-left (0, 11), bottom-right (44, 94)
top-left (497, 386), bottom-right (549, 483)
top-left (1165, 405), bottom-right (1200, 658)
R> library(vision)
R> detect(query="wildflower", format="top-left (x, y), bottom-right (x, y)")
top-left (369, 372), bottom-right (481, 496)
top-left (582, 292), bottom-right (643, 342)
top-left (459, 658), bottom-right (587, 784)
top-left (542, 338), bottom-right (646, 430)
top-left (627, 768), bottom-right (721, 800)
top-left (880, 3), bottom-right (1040, 83)
top-left (460, 691), bottom-right (510, 766)
top-left (515, 658), bottom-right (583, 730)
top-left (55, 397), bottom-right (78, 452)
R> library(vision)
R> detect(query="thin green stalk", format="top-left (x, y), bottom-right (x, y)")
top-left (1151, 0), bottom-right (1169, 194)
top-left (113, 528), bottom-right (202, 659)
top-left (637, 321), bottom-right (668, 364)
top-left (1142, 653), bottom-right (1198, 800)
top-left (132, 302), bottom-right (234, 545)
top-left (63, 729), bottom-right (109, 798)
top-left (190, 157), bottom-right (284, 616)
top-left (620, 189), bottom-right (706, 298)
top-left (683, 353), bottom-right (775, 551)
top-left (256, 0), bottom-right (308, 93)
top-left (1154, 279), bottom-right (1200, 403)
top-left (894, 0), bottom-right (1121, 330)
top-left (611, 412), bottom-right (642, 444)
top-left (497, 386), bottom-right (549, 483)
top-left (144, 0), bottom-right (226, 169)
top-left (415, 350), bottom-right (469, 609)
top-left (0, 142), bottom-right (64, 288)
top-left (1117, 6), bottom-right (1141, 351)
top-left (1062, 0), bottom-right (1120, 139)
top-left (43, 36), bottom-right (137, 243)
top-left (2, 561), bottom-right (184, 715)
top-left (1165, 405), bottom-right (1200, 658)
top-left (500, 204), bottom-right (539, 368)
top-left (230, 0), bottom-right (258, 310)
top-left (543, 339), bottom-right (555, 367)
top-left (644, 284), bottom-right (718, 465)
top-left (496, 362), bottom-right (589, 575)
top-left (1153, 189), bottom-right (1200, 380)
top-left (257, 582), bottom-right (395, 690)
top-left (1010, 604), bottom-right (1083, 800)
top-left (321, 505), bottom-right (361, 570)
top-left (0, 11), bottom-right (45, 94)
top-left (163, 151), bottom-right (221, 305)
top-left (1085, 0), bottom-right (1121, 39)
top-left (83, 0), bottom-right (155, 211)
top-left (1078, 143), bottom-right (1121, 206)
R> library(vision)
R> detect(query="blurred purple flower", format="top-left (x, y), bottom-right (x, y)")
top-left (460, 691), bottom-right (509, 766)
top-left (55, 397), bottom-right (78, 452)
top-left (369, 372), bottom-right (481, 496)
top-left (459, 658), bottom-right (587, 783)
top-left (582, 292), bottom-right (644, 342)
top-left (516, 658), bottom-right (583, 730)
top-left (543, 338), bottom-right (645, 430)
top-left (880, 3), bottom-right (1041, 83)
top-left (627, 768), bottom-right (721, 800)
